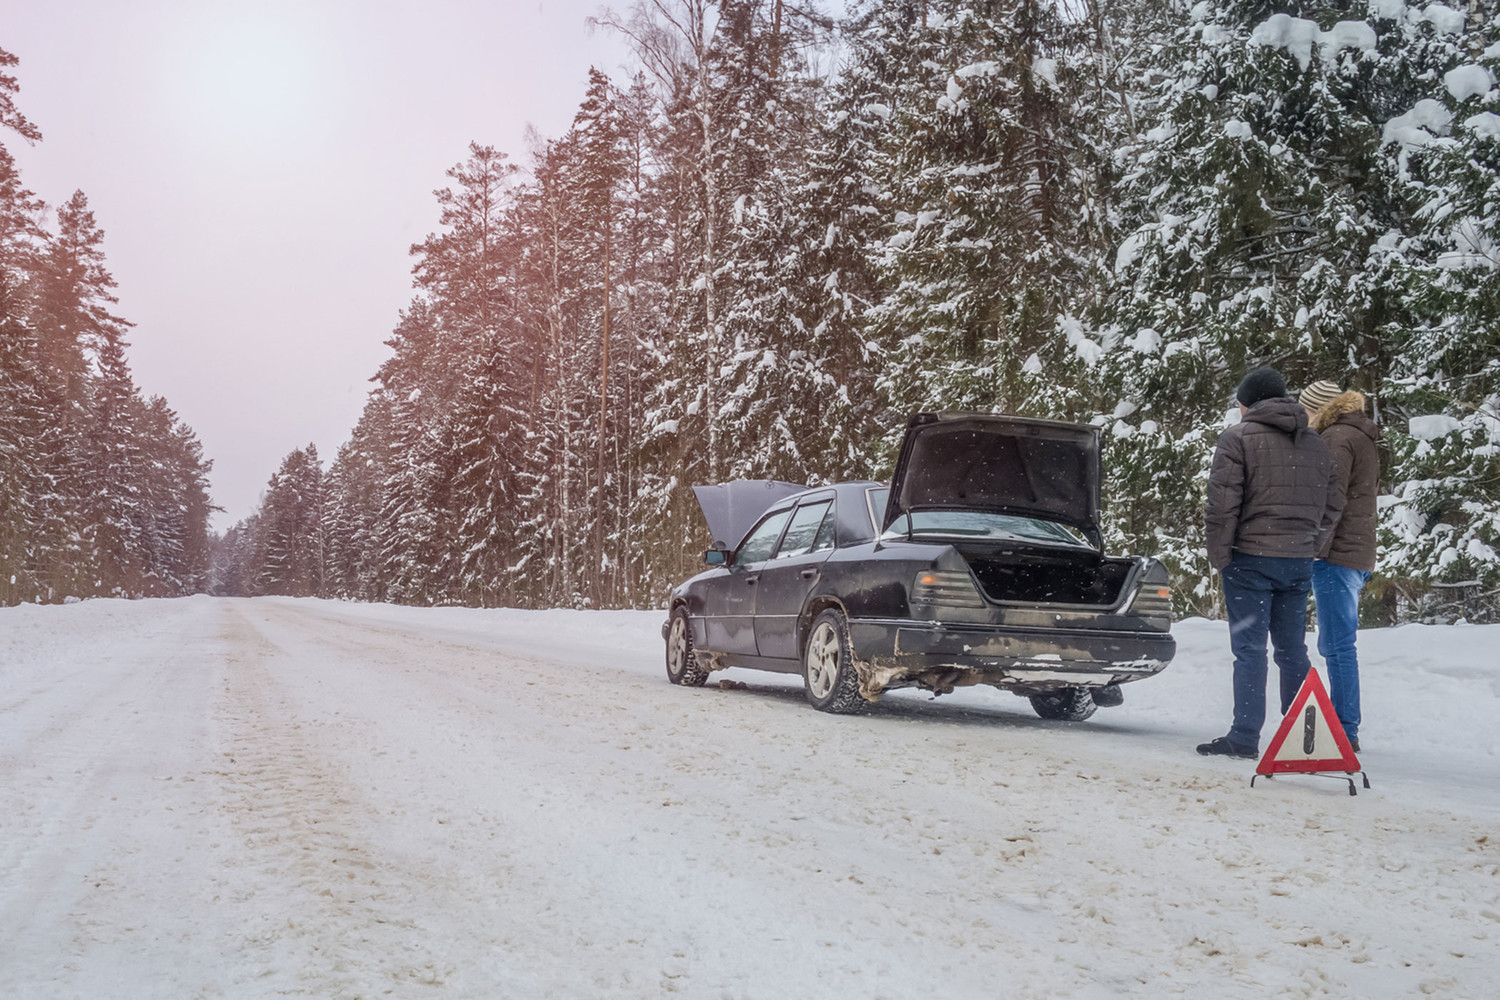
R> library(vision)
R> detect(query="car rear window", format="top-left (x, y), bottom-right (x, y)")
top-left (882, 510), bottom-right (1089, 546)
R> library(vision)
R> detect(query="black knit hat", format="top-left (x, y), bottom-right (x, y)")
top-left (1236, 367), bottom-right (1287, 407)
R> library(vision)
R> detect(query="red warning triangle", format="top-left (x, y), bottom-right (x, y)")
top-left (1257, 668), bottom-right (1361, 775)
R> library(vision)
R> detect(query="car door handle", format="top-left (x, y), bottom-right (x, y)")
top-left (800, 568), bottom-right (818, 579)
top-left (745, 575), bottom-right (758, 585)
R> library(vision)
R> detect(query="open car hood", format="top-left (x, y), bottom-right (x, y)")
top-left (883, 413), bottom-right (1102, 546)
top-left (692, 480), bottom-right (808, 549)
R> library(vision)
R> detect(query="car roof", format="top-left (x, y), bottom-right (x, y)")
top-left (762, 481), bottom-right (886, 546)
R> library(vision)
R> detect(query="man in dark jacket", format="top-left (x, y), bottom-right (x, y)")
top-left (1300, 380), bottom-right (1379, 752)
top-left (1197, 368), bottom-right (1344, 758)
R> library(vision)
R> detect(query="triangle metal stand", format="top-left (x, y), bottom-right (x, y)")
top-left (1252, 770), bottom-right (1371, 796)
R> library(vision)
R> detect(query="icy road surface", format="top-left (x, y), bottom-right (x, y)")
top-left (1, 597), bottom-right (1497, 999)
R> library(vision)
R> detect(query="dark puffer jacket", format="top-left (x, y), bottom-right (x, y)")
top-left (1313, 391), bottom-right (1380, 572)
top-left (1205, 397), bottom-right (1343, 570)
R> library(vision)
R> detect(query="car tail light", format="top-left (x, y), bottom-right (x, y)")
top-left (910, 570), bottom-right (985, 609)
top-left (1129, 584), bottom-right (1173, 619)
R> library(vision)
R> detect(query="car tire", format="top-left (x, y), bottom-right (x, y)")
top-left (802, 608), bottom-right (863, 714)
top-left (665, 607), bottom-right (709, 687)
top-left (1029, 687), bottom-right (1098, 722)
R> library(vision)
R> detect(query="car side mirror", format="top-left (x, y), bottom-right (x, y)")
top-left (704, 548), bottom-right (729, 566)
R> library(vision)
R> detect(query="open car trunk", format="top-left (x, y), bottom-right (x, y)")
top-left (955, 541), bottom-right (1134, 607)
top-left (885, 413), bottom-right (1103, 548)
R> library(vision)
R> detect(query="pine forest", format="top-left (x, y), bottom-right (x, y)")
top-left (1, 47), bottom-right (214, 605)
top-left (7, 1), bottom-right (1500, 623)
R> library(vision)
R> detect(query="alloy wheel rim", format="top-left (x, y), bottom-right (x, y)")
top-left (807, 622), bottom-right (839, 698)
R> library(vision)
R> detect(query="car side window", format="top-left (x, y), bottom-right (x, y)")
top-left (867, 486), bottom-right (890, 534)
top-left (811, 505), bottom-right (836, 552)
top-left (737, 509), bottom-right (793, 565)
top-left (773, 500), bottom-right (833, 560)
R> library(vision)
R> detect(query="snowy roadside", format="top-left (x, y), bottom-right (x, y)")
top-left (1, 597), bottom-right (1496, 999)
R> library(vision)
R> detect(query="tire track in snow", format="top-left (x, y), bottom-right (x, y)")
top-left (206, 601), bottom-right (537, 998)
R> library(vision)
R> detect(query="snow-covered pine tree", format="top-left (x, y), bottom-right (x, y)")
top-left (1100, 0), bottom-right (1450, 614)
top-left (83, 332), bottom-right (146, 596)
top-left (0, 142), bottom-right (46, 605)
top-left (0, 272), bottom-right (45, 604)
top-left (612, 73), bottom-right (676, 605)
top-left (217, 512), bottom-right (266, 597)
top-left (406, 142), bottom-right (532, 606)
top-left (571, 68), bottom-right (633, 607)
top-left (322, 395), bottom-right (396, 601)
top-left (373, 363), bottom-right (456, 605)
top-left (132, 395), bottom-right (213, 596)
top-left (1378, 2), bottom-right (1500, 619)
top-left (2, 58), bottom-right (211, 602)
top-left (861, 0), bottom-right (1108, 431)
top-left (31, 191), bottom-right (143, 597)
top-left (0, 46), bottom-right (42, 145)
top-left (712, 1), bottom-right (866, 487)
top-left (257, 445), bottom-right (325, 598)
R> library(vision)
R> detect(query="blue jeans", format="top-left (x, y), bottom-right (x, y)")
top-left (1221, 553), bottom-right (1313, 752)
top-left (1312, 560), bottom-right (1371, 742)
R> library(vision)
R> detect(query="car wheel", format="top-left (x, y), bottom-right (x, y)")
top-left (1028, 687), bottom-right (1098, 722)
top-left (802, 609), bottom-right (863, 714)
top-left (665, 607), bottom-right (709, 687)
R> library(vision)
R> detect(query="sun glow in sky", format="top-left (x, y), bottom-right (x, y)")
top-left (3, 0), bottom-right (633, 530)
top-left (163, 8), bottom-right (336, 146)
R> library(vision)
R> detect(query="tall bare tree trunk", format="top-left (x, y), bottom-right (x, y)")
top-left (595, 217), bottom-right (611, 607)
top-left (697, 44), bottom-right (720, 483)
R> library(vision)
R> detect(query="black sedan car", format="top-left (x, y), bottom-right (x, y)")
top-left (662, 412), bottom-right (1176, 719)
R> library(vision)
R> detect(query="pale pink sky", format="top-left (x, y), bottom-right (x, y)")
top-left (3, 0), bottom-right (633, 529)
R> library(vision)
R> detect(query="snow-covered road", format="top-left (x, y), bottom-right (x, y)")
top-left (1, 597), bottom-right (1496, 999)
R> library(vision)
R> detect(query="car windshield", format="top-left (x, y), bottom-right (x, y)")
top-left (881, 509), bottom-right (1089, 547)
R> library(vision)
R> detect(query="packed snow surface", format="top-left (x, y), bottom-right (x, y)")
top-left (2, 597), bottom-right (1497, 999)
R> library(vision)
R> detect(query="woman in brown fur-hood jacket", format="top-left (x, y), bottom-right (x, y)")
top-left (1300, 380), bottom-right (1380, 752)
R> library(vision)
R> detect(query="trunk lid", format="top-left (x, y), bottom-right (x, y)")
top-left (883, 412), bottom-right (1102, 546)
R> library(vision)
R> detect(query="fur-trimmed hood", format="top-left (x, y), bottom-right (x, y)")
top-left (1311, 390), bottom-right (1374, 437)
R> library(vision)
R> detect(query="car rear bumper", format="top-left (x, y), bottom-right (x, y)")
top-left (847, 618), bottom-right (1175, 684)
